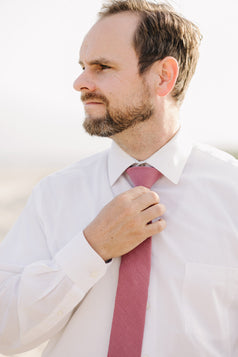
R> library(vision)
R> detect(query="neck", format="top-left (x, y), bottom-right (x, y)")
top-left (112, 104), bottom-right (180, 161)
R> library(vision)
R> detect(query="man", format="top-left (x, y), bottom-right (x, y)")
top-left (0, 1), bottom-right (238, 356)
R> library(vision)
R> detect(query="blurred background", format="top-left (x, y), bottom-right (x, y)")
top-left (0, 0), bottom-right (238, 355)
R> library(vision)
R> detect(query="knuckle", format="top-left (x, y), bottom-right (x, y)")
top-left (148, 203), bottom-right (164, 217)
top-left (149, 202), bottom-right (165, 215)
top-left (149, 218), bottom-right (166, 234)
top-left (150, 191), bottom-right (160, 203)
top-left (157, 218), bottom-right (166, 231)
top-left (135, 186), bottom-right (149, 194)
top-left (154, 205), bottom-right (162, 216)
top-left (115, 194), bottom-right (133, 215)
top-left (157, 203), bottom-right (166, 215)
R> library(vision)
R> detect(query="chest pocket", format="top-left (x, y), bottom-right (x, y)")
top-left (182, 263), bottom-right (238, 356)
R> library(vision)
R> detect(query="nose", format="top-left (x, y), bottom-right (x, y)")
top-left (73, 71), bottom-right (96, 92)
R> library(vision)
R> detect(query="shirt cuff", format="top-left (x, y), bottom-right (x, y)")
top-left (55, 232), bottom-right (110, 292)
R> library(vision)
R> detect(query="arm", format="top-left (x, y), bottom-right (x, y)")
top-left (0, 187), bottom-right (108, 355)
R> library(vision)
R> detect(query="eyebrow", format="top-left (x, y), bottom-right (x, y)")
top-left (79, 57), bottom-right (115, 67)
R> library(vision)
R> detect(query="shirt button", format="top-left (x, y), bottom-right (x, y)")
top-left (90, 270), bottom-right (100, 278)
top-left (146, 302), bottom-right (150, 310)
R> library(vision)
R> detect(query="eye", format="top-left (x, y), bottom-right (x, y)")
top-left (97, 64), bottom-right (110, 70)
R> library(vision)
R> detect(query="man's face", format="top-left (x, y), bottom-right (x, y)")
top-left (73, 12), bottom-right (155, 137)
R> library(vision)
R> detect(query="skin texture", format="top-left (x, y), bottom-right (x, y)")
top-left (73, 12), bottom-right (180, 261)
top-left (84, 187), bottom-right (166, 261)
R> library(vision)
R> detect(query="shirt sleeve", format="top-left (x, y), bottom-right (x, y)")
top-left (0, 184), bottom-right (110, 355)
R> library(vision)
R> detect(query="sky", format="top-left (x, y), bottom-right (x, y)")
top-left (1, 0), bottom-right (238, 165)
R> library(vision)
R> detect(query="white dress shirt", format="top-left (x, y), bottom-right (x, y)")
top-left (0, 130), bottom-right (238, 357)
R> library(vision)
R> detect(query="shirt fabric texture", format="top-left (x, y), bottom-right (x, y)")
top-left (0, 130), bottom-right (238, 356)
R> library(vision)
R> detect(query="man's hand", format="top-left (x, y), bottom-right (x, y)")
top-left (83, 186), bottom-right (166, 261)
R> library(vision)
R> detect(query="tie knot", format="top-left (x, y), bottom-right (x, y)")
top-left (126, 165), bottom-right (162, 189)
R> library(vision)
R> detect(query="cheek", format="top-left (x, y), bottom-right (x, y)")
top-left (101, 72), bottom-right (145, 105)
top-left (115, 73), bottom-right (140, 91)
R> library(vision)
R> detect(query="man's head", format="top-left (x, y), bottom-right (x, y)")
top-left (98, 0), bottom-right (202, 104)
top-left (74, 0), bottom-right (201, 137)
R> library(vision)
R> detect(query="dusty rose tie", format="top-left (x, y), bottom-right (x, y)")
top-left (107, 166), bottom-right (162, 357)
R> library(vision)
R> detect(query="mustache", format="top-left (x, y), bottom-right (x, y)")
top-left (81, 92), bottom-right (109, 105)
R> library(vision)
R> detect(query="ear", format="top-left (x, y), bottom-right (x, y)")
top-left (154, 57), bottom-right (179, 97)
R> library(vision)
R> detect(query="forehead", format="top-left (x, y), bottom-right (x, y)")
top-left (80, 12), bottom-right (140, 64)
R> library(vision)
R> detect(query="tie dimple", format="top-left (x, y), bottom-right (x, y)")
top-left (126, 165), bottom-right (162, 188)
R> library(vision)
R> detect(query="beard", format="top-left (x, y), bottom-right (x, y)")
top-left (81, 85), bottom-right (154, 137)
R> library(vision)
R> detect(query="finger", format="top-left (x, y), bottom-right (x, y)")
top-left (133, 190), bottom-right (160, 211)
top-left (119, 186), bottom-right (151, 202)
top-left (146, 217), bottom-right (166, 236)
top-left (141, 203), bottom-right (166, 223)
top-left (129, 186), bottom-right (151, 199)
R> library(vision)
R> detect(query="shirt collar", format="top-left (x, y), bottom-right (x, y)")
top-left (108, 128), bottom-right (192, 186)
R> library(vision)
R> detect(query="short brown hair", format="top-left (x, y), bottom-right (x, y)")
top-left (98, 0), bottom-right (202, 104)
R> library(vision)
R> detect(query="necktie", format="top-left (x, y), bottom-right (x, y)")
top-left (107, 166), bottom-right (162, 357)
